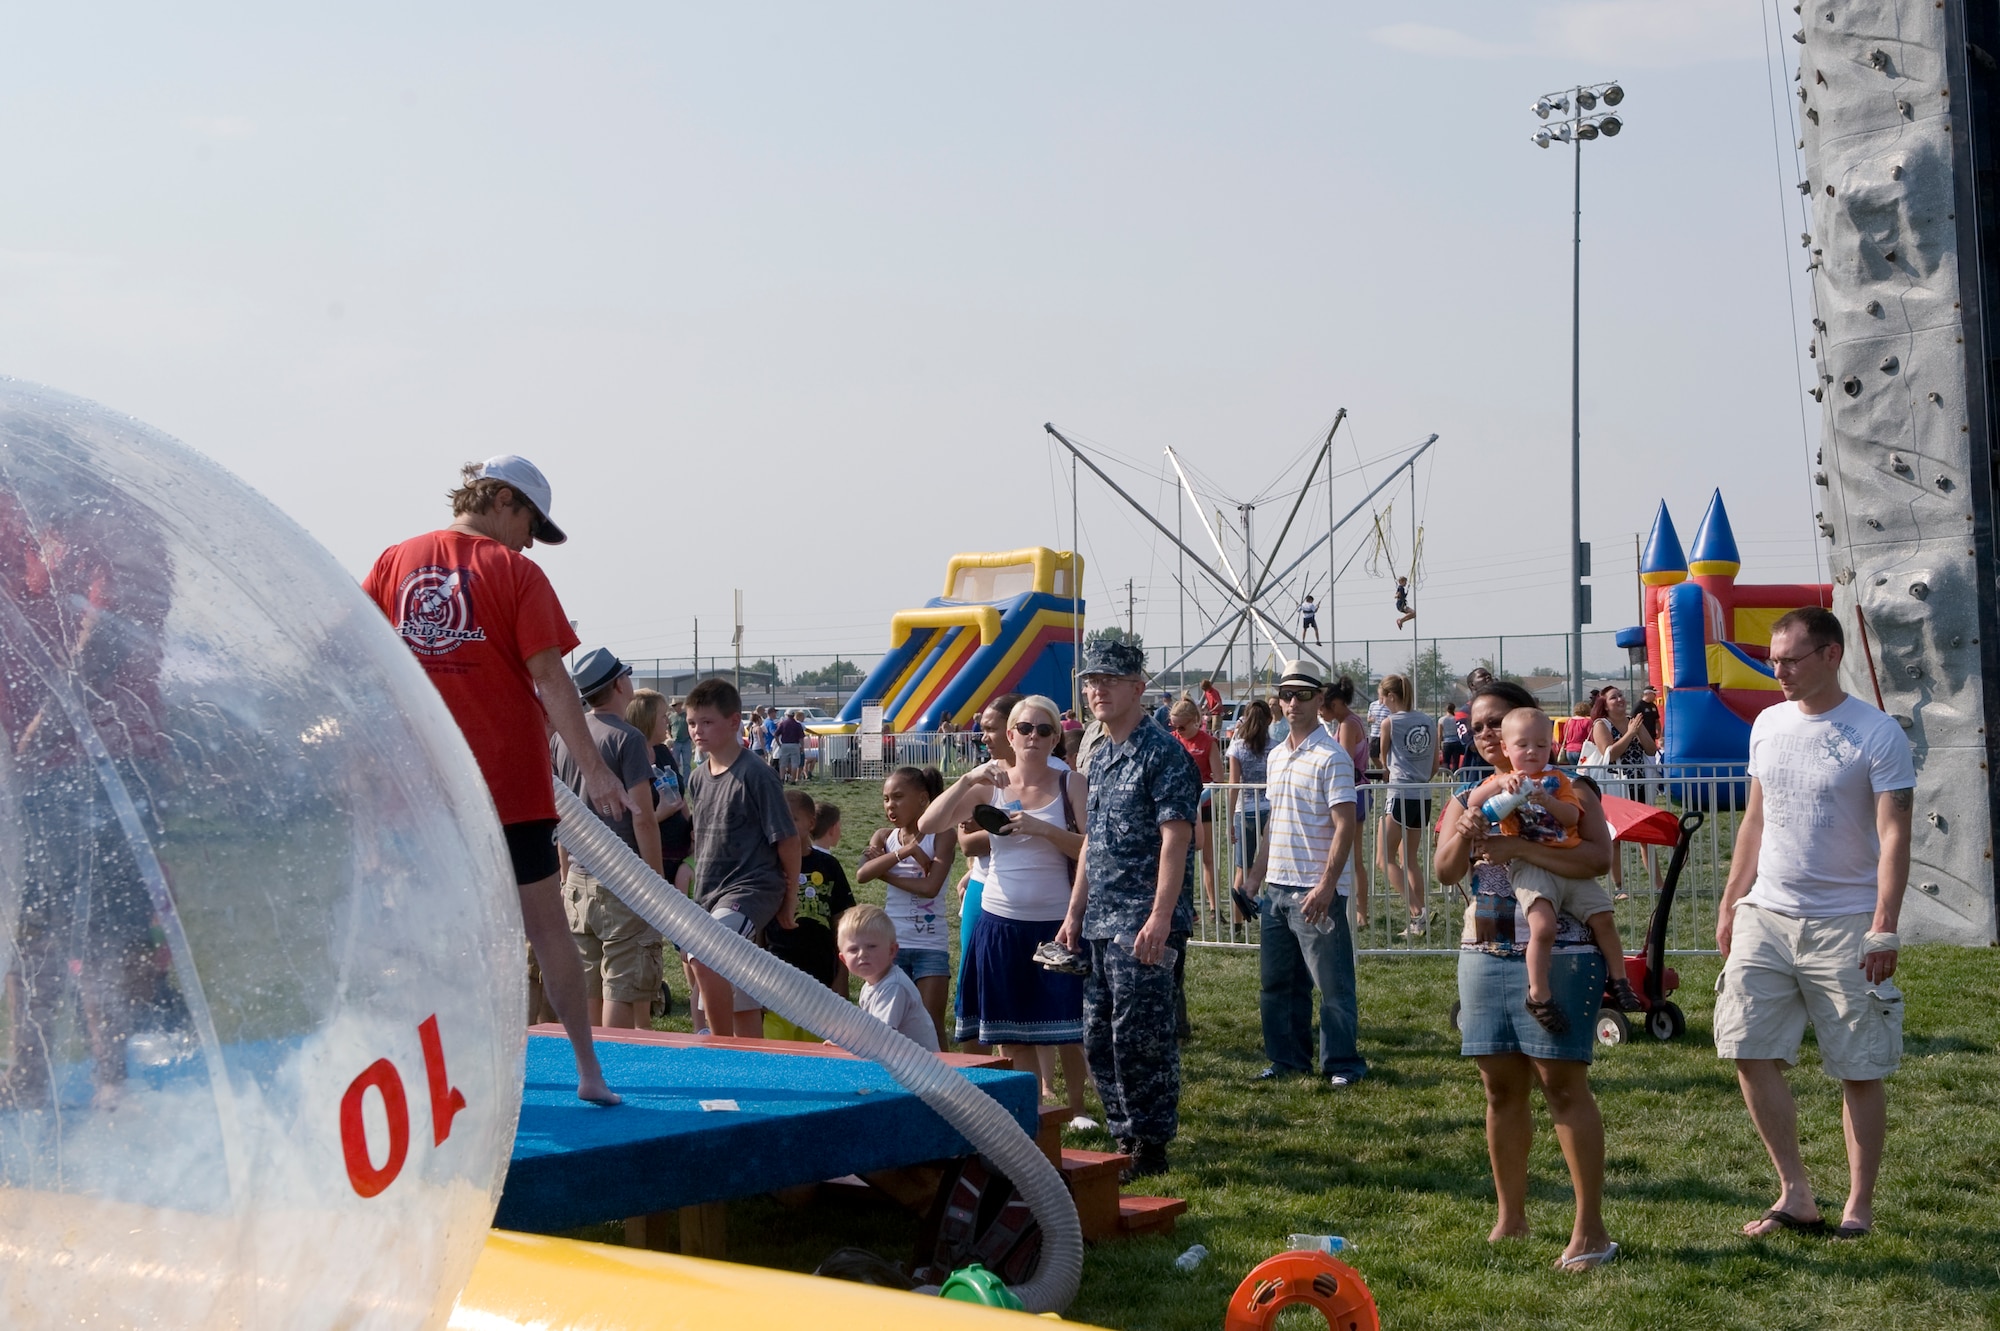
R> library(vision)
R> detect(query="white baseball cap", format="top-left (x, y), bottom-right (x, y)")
top-left (474, 455), bottom-right (566, 544)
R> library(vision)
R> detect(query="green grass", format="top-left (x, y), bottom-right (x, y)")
top-left (633, 780), bottom-right (2000, 1330)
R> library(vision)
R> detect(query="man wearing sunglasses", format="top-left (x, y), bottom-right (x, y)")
top-left (366, 455), bottom-right (630, 1106)
top-left (1057, 638), bottom-right (1199, 1179)
top-left (1243, 662), bottom-right (1365, 1087)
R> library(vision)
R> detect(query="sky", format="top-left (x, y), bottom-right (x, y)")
top-left (0, 1), bottom-right (1827, 676)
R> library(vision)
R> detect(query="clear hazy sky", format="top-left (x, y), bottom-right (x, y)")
top-left (0, 1), bottom-right (1822, 672)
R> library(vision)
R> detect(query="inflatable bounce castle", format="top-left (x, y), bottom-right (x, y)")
top-left (837, 549), bottom-right (1083, 732)
top-left (1616, 490), bottom-right (1831, 775)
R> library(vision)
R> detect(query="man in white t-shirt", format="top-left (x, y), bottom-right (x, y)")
top-left (1244, 661), bottom-right (1363, 1088)
top-left (1714, 607), bottom-right (1914, 1240)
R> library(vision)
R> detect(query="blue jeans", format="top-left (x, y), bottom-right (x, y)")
top-left (1259, 887), bottom-right (1367, 1080)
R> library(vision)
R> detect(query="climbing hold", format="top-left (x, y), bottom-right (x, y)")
top-left (1891, 453), bottom-right (1911, 473)
top-left (1910, 581), bottom-right (1931, 599)
top-left (1929, 390), bottom-right (1943, 403)
top-left (1844, 376), bottom-right (1863, 396)
top-left (1881, 355), bottom-right (1899, 373)
top-left (1867, 299), bottom-right (1883, 314)
top-left (1870, 49), bottom-right (1889, 69)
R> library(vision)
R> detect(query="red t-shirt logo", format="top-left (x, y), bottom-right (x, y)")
top-left (394, 565), bottom-right (489, 657)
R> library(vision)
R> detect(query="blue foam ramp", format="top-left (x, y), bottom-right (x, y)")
top-left (497, 1035), bottom-right (1041, 1232)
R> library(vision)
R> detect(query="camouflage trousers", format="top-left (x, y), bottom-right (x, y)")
top-left (1082, 939), bottom-right (1181, 1146)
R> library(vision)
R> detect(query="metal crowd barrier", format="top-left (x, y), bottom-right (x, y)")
top-left (1190, 773), bottom-right (1738, 958)
top-left (811, 731), bottom-right (988, 781)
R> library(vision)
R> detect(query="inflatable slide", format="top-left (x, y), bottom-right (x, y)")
top-left (837, 549), bottom-right (1083, 732)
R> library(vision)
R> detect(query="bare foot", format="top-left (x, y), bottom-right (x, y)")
top-left (577, 1077), bottom-right (622, 1107)
top-left (1489, 1220), bottom-right (1530, 1242)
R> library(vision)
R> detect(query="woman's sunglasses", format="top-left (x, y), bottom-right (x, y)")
top-left (1013, 721), bottom-right (1057, 738)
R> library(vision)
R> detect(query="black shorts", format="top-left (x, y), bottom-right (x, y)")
top-left (1390, 797), bottom-right (1432, 830)
top-left (505, 819), bottom-right (561, 886)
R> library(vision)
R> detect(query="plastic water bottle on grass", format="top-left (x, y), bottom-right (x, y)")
top-left (1287, 1234), bottom-right (1354, 1255)
top-left (1174, 1244), bottom-right (1207, 1272)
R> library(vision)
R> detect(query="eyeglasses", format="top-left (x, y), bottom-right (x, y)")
top-left (1013, 722), bottom-right (1056, 738)
top-left (1768, 643), bottom-right (1830, 671)
top-left (1277, 688), bottom-right (1319, 703)
top-left (1468, 718), bottom-right (1506, 734)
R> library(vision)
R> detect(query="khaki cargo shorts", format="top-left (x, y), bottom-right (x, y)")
top-left (1509, 861), bottom-right (1615, 924)
top-left (1713, 902), bottom-right (1903, 1082)
top-left (564, 865), bottom-right (664, 1004)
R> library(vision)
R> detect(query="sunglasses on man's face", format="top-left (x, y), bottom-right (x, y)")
top-left (1277, 688), bottom-right (1319, 703)
top-left (1013, 722), bottom-right (1056, 738)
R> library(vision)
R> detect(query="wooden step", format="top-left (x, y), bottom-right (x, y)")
top-left (1059, 1148), bottom-right (1130, 1242)
top-left (1037, 1106), bottom-right (1068, 1168)
top-left (1117, 1194), bottom-right (1188, 1239)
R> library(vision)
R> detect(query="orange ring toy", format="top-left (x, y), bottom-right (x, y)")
top-left (1222, 1251), bottom-right (1380, 1331)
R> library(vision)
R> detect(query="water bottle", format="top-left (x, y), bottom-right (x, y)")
top-left (1287, 1234), bottom-right (1354, 1255)
top-left (1173, 1244), bottom-right (1207, 1272)
top-left (1480, 774), bottom-right (1556, 828)
top-left (1112, 933), bottom-right (1178, 969)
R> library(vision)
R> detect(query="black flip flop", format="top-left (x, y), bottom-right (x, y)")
top-left (1748, 1208), bottom-right (1827, 1236)
top-left (1828, 1222), bottom-right (1871, 1240)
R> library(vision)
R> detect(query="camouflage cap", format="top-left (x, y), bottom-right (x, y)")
top-left (1079, 638), bottom-right (1147, 679)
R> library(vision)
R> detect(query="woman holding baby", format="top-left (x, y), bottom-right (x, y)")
top-left (1434, 679), bottom-right (1620, 1272)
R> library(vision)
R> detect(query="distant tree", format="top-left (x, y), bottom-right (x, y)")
top-left (793, 658), bottom-right (863, 689)
top-left (1402, 644), bottom-right (1457, 712)
top-left (1328, 657), bottom-right (1372, 691)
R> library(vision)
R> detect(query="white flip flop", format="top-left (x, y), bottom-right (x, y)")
top-left (1555, 1241), bottom-right (1618, 1271)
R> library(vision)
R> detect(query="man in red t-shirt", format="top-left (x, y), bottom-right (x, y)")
top-left (365, 455), bottom-right (631, 1106)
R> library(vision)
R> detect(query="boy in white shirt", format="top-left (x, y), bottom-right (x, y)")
top-left (836, 904), bottom-right (941, 1052)
top-left (1715, 607), bottom-right (1914, 1240)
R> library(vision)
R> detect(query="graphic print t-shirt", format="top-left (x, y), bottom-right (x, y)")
top-left (1745, 696), bottom-right (1914, 918)
top-left (363, 529), bottom-right (578, 824)
top-left (766, 847), bottom-right (855, 984)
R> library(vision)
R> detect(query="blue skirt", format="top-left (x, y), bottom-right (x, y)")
top-left (954, 911), bottom-right (1084, 1046)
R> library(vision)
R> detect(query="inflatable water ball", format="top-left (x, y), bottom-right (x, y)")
top-left (0, 380), bottom-right (523, 1329)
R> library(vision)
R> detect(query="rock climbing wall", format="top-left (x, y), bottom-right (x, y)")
top-left (1799, 0), bottom-right (1998, 942)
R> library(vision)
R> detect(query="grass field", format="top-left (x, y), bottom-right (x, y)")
top-left (631, 780), bottom-right (2000, 1330)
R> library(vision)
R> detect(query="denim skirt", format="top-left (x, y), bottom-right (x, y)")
top-left (1456, 947), bottom-right (1605, 1063)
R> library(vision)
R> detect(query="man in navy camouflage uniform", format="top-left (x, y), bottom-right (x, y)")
top-left (1057, 638), bottom-right (1199, 1179)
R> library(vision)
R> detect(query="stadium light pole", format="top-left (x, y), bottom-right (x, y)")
top-left (1531, 80), bottom-right (1625, 706)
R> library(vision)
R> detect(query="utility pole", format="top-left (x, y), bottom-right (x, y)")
top-left (732, 589), bottom-right (743, 692)
top-left (1126, 578), bottom-right (1135, 638)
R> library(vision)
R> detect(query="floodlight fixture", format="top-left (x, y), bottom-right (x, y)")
top-left (1602, 83), bottom-right (1624, 106)
top-left (1533, 128), bottom-right (1553, 148)
top-left (1576, 89), bottom-right (1599, 111)
top-left (1575, 121), bottom-right (1600, 140)
top-left (1599, 114), bottom-right (1622, 137)
top-left (1533, 98), bottom-right (1553, 119)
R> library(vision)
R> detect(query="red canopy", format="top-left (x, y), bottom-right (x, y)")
top-left (1598, 793), bottom-right (1681, 846)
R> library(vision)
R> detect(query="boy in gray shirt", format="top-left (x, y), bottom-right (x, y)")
top-left (550, 649), bottom-right (664, 1030)
top-left (684, 677), bottom-right (799, 1038)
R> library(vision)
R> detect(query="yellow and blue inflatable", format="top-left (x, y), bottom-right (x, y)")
top-left (837, 549), bottom-right (1084, 732)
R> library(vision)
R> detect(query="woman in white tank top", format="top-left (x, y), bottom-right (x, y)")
top-left (922, 695), bottom-right (1094, 1126)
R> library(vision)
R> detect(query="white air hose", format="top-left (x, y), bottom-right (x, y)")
top-left (549, 781), bottom-right (1084, 1314)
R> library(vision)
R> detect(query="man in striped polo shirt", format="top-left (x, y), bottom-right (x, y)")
top-left (1245, 660), bottom-right (1366, 1087)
